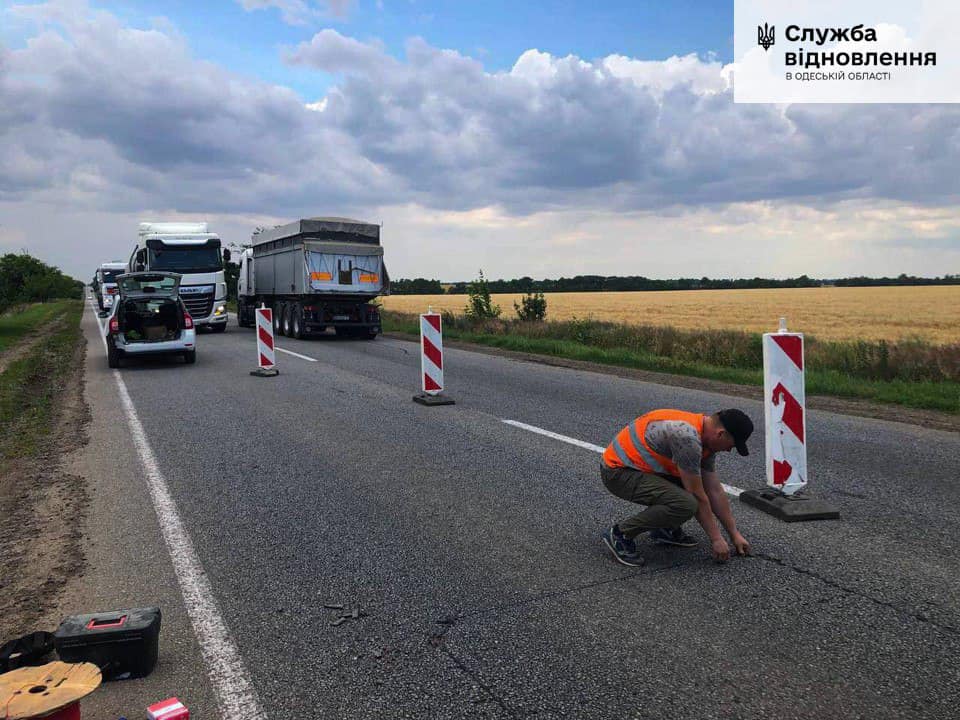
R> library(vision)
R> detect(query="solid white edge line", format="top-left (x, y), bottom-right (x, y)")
top-left (87, 299), bottom-right (108, 352)
top-left (502, 419), bottom-right (745, 497)
top-left (276, 346), bottom-right (318, 362)
top-left (94, 302), bottom-right (262, 718)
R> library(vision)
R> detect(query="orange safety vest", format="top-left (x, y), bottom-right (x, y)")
top-left (602, 409), bottom-right (709, 476)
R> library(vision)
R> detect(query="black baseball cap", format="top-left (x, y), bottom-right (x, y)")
top-left (717, 409), bottom-right (754, 456)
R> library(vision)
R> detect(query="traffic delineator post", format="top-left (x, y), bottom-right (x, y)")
top-left (740, 318), bottom-right (839, 522)
top-left (250, 305), bottom-right (279, 377)
top-left (413, 309), bottom-right (454, 406)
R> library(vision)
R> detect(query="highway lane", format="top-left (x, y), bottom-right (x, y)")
top-left (96, 317), bottom-right (960, 718)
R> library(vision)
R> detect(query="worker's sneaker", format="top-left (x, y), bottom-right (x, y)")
top-left (602, 526), bottom-right (645, 567)
top-left (649, 527), bottom-right (698, 547)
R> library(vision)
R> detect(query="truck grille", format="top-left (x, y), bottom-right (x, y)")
top-left (181, 293), bottom-right (213, 320)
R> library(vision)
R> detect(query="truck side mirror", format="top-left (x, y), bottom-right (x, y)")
top-left (223, 248), bottom-right (231, 263)
top-left (136, 264), bottom-right (145, 272)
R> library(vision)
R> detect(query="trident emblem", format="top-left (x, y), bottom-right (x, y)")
top-left (758, 23), bottom-right (775, 51)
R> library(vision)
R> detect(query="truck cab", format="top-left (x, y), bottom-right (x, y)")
top-left (130, 222), bottom-right (229, 332)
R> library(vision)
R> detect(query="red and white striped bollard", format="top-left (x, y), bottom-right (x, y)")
top-left (250, 305), bottom-right (279, 377)
top-left (740, 318), bottom-right (839, 521)
top-left (413, 309), bottom-right (454, 405)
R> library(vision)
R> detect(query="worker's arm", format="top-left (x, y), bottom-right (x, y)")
top-left (702, 470), bottom-right (751, 556)
top-left (678, 470), bottom-right (730, 562)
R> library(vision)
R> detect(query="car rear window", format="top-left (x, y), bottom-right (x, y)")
top-left (120, 275), bottom-right (178, 294)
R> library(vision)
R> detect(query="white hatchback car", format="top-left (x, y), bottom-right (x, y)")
top-left (105, 272), bottom-right (197, 368)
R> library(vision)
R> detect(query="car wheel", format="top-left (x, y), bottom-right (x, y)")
top-left (107, 341), bottom-right (120, 368)
top-left (363, 329), bottom-right (378, 340)
top-left (184, 350), bottom-right (197, 364)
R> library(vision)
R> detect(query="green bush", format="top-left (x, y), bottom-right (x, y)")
top-left (514, 292), bottom-right (547, 321)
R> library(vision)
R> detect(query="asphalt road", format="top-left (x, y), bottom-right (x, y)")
top-left (76, 303), bottom-right (960, 719)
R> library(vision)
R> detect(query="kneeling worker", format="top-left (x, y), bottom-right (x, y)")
top-left (601, 408), bottom-right (754, 566)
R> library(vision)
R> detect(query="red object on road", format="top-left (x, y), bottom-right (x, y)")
top-left (45, 702), bottom-right (81, 720)
top-left (147, 697), bottom-right (190, 720)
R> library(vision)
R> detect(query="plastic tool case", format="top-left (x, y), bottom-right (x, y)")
top-left (53, 607), bottom-right (161, 679)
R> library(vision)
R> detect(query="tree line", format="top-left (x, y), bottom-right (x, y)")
top-left (390, 273), bottom-right (960, 295)
top-left (0, 253), bottom-right (83, 313)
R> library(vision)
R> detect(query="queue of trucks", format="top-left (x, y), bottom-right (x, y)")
top-left (93, 217), bottom-right (390, 366)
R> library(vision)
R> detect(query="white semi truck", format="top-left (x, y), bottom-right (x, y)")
top-left (129, 222), bottom-right (229, 332)
top-left (94, 261), bottom-right (128, 311)
top-left (236, 217), bottom-right (389, 339)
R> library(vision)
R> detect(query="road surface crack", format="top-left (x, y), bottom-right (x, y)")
top-left (425, 564), bottom-right (683, 717)
top-left (752, 552), bottom-right (958, 636)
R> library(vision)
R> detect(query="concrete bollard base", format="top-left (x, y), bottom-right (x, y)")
top-left (250, 368), bottom-right (279, 377)
top-left (740, 488), bottom-right (840, 522)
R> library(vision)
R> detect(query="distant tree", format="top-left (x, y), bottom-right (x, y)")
top-left (464, 270), bottom-right (501, 319)
top-left (0, 252), bottom-right (81, 312)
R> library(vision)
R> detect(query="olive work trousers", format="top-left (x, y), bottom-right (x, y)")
top-left (601, 464), bottom-right (699, 539)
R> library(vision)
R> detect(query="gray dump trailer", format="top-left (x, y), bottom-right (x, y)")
top-left (236, 217), bottom-right (390, 339)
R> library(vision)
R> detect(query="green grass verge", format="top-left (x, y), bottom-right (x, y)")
top-left (0, 300), bottom-right (83, 460)
top-left (0, 301), bottom-right (74, 354)
top-left (383, 313), bottom-right (960, 414)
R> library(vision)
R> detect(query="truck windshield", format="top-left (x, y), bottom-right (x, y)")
top-left (149, 246), bottom-right (221, 273)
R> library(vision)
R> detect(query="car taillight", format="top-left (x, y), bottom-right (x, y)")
top-left (184, 312), bottom-right (194, 329)
top-left (109, 317), bottom-right (119, 334)
top-left (107, 287), bottom-right (118, 294)
top-left (303, 305), bottom-right (316, 312)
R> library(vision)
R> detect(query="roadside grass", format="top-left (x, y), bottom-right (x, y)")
top-left (0, 301), bottom-right (73, 354)
top-left (0, 301), bottom-right (83, 460)
top-left (383, 311), bottom-right (960, 414)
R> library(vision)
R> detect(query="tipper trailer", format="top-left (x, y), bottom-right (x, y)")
top-left (237, 217), bottom-right (390, 339)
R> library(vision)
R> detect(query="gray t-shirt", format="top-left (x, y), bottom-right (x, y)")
top-left (644, 420), bottom-right (716, 477)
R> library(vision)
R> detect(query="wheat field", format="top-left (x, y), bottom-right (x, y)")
top-left (380, 286), bottom-right (960, 344)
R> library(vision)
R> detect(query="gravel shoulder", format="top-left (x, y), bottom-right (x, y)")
top-left (0, 327), bottom-right (89, 642)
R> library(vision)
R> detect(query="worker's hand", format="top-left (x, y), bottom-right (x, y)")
top-left (711, 538), bottom-right (730, 563)
top-left (731, 532), bottom-right (752, 556)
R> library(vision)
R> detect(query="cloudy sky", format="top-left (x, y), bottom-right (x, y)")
top-left (1, 0), bottom-right (959, 282)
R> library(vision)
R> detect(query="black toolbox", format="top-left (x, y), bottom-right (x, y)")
top-left (53, 607), bottom-right (161, 679)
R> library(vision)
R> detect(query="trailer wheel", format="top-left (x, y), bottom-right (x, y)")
top-left (282, 305), bottom-right (293, 336)
top-left (274, 306), bottom-right (284, 336)
top-left (291, 305), bottom-right (303, 339)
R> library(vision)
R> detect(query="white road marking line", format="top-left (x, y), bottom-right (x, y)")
top-left (113, 356), bottom-right (263, 719)
top-left (502, 419), bottom-right (605, 453)
top-left (90, 300), bottom-right (261, 716)
top-left (276, 346), bottom-right (318, 362)
top-left (502, 419), bottom-right (744, 497)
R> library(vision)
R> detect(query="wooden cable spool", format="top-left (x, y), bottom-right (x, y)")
top-left (0, 661), bottom-right (101, 720)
